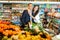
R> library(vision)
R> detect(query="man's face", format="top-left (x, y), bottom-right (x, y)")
top-left (28, 4), bottom-right (33, 10)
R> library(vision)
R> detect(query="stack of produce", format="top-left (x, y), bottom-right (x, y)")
top-left (0, 20), bottom-right (21, 36)
top-left (2, 31), bottom-right (51, 40)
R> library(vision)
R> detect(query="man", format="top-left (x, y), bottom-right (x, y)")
top-left (21, 3), bottom-right (33, 28)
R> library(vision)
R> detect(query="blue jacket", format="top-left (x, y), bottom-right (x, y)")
top-left (21, 10), bottom-right (30, 25)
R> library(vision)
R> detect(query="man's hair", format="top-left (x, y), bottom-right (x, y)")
top-left (28, 3), bottom-right (32, 6)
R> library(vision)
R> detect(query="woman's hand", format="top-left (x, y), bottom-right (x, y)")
top-left (32, 17), bottom-right (35, 19)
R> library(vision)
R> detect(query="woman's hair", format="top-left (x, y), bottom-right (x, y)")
top-left (32, 5), bottom-right (39, 17)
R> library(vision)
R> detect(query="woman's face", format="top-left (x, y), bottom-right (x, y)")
top-left (34, 6), bottom-right (39, 12)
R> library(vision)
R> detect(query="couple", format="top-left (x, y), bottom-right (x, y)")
top-left (21, 3), bottom-right (40, 29)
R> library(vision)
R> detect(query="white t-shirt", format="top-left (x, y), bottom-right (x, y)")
top-left (34, 13), bottom-right (40, 23)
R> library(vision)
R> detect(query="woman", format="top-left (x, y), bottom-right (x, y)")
top-left (31, 5), bottom-right (43, 32)
top-left (32, 5), bottom-right (40, 23)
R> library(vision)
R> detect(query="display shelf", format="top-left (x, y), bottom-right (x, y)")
top-left (47, 15), bottom-right (60, 35)
top-left (0, 4), bottom-right (3, 12)
top-left (12, 8), bottom-right (27, 13)
top-left (12, 8), bottom-right (27, 10)
top-left (0, 3), bottom-right (12, 21)
top-left (12, 3), bottom-right (27, 13)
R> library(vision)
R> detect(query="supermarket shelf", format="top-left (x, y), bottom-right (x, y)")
top-left (12, 8), bottom-right (27, 9)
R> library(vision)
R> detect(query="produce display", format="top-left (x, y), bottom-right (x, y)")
top-left (2, 31), bottom-right (51, 40)
top-left (0, 20), bottom-right (51, 40)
